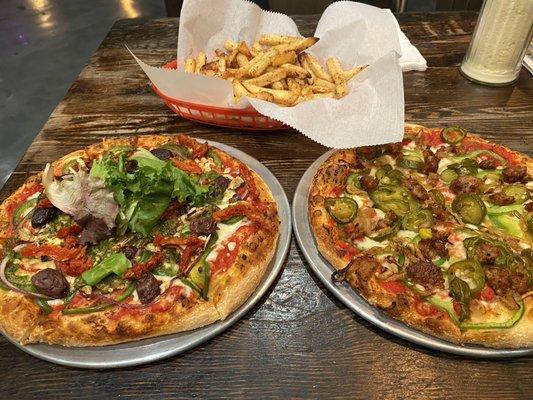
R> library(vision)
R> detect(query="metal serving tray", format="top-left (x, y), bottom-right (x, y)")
top-left (3, 140), bottom-right (291, 368)
top-left (293, 150), bottom-right (532, 358)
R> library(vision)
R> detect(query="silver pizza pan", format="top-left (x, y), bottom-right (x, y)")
top-left (2, 140), bottom-right (291, 369)
top-left (293, 150), bottom-right (532, 358)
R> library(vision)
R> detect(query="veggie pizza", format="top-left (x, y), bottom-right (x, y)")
top-left (308, 124), bottom-right (532, 348)
top-left (0, 135), bottom-right (279, 346)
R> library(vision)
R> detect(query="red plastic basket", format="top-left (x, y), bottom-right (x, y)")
top-left (151, 60), bottom-right (287, 130)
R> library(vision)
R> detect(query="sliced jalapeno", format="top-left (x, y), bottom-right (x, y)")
top-left (369, 186), bottom-right (418, 217)
top-left (429, 189), bottom-right (445, 206)
top-left (346, 172), bottom-right (362, 194)
top-left (369, 219), bottom-right (401, 242)
top-left (440, 168), bottom-right (459, 184)
top-left (398, 156), bottom-right (423, 170)
top-left (401, 209), bottom-right (433, 231)
top-left (325, 197), bottom-right (358, 224)
top-left (452, 193), bottom-right (487, 225)
top-left (376, 165), bottom-right (404, 185)
top-left (441, 126), bottom-right (466, 144)
top-left (502, 184), bottom-right (529, 204)
top-left (448, 259), bottom-right (485, 298)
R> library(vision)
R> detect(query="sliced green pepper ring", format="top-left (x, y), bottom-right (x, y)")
top-left (448, 259), bottom-right (485, 297)
top-left (441, 126), bottom-right (466, 144)
top-left (440, 168), bottom-right (459, 184)
top-left (325, 197), bottom-right (358, 224)
top-left (346, 172), bottom-right (362, 194)
top-left (429, 189), bottom-right (445, 206)
top-left (502, 184), bottom-right (529, 204)
top-left (398, 156), bottom-right (423, 170)
top-left (370, 185), bottom-right (418, 217)
top-left (452, 193), bottom-right (487, 225)
top-left (401, 209), bottom-right (434, 231)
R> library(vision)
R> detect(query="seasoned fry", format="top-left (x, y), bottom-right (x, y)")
top-left (259, 34), bottom-right (300, 46)
top-left (236, 53), bottom-right (250, 68)
top-left (237, 41), bottom-right (252, 57)
top-left (227, 48), bottom-right (239, 68)
top-left (344, 64), bottom-right (368, 80)
top-left (248, 92), bottom-right (274, 102)
top-left (232, 78), bottom-right (249, 103)
top-left (272, 51), bottom-right (297, 67)
top-left (327, 57), bottom-right (347, 97)
top-left (224, 40), bottom-right (238, 51)
top-left (314, 78), bottom-right (336, 90)
top-left (244, 68), bottom-right (287, 87)
top-left (304, 54), bottom-right (332, 82)
top-left (184, 58), bottom-right (196, 73)
top-left (281, 63), bottom-right (311, 79)
top-left (185, 35), bottom-right (360, 106)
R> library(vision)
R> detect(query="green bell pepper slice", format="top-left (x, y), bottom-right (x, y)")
top-left (452, 193), bottom-right (487, 225)
top-left (81, 253), bottom-right (132, 286)
top-left (222, 215), bottom-right (244, 225)
top-left (459, 300), bottom-right (525, 330)
top-left (35, 298), bottom-right (53, 314)
top-left (12, 198), bottom-right (38, 226)
top-left (207, 149), bottom-right (223, 168)
top-left (489, 213), bottom-right (523, 238)
top-left (62, 282), bottom-right (136, 315)
top-left (325, 197), bottom-right (358, 224)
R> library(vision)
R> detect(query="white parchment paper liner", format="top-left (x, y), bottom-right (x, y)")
top-left (131, 0), bottom-right (407, 148)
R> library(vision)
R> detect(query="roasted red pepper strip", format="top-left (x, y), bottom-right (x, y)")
top-left (171, 159), bottom-right (203, 174)
top-left (153, 234), bottom-right (204, 248)
top-left (57, 225), bottom-right (83, 238)
top-left (21, 241), bottom-right (93, 276)
top-left (176, 134), bottom-right (209, 159)
top-left (124, 252), bottom-right (164, 279)
top-left (238, 163), bottom-right (259, 202)
top-left (212, 203), bottom-right (272, 230)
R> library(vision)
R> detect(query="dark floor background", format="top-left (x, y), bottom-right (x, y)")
top-left (0, 0), bottom-right (456, 187)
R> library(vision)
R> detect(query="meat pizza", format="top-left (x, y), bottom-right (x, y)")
top-left (0, 135), bottom-right (279, 346)
top-left (308, 124), bottom-right (532, 348)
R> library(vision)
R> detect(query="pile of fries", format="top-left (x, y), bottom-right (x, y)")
top-left (183, 34), bottom-right (366, 106)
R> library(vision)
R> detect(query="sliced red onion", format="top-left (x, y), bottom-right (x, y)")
top-left (0, 256), bottom-right (52, 300)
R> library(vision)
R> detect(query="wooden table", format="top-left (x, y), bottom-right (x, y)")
top-left (1, 12), bottom-right (532, 399)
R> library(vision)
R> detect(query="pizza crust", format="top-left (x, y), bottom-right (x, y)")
top-left (0, 135), bottom-right (280, 347)
top-left (308, 124), bottom-right (533, 349)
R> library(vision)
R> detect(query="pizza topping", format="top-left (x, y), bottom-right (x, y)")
top-left (421, 148), bottom-right (439, 174)
top-left (136, 273), bottom-right (161, 304)
top-left (451, 193), bottom-right (486, 225)
top-left (406, 260), bottom-right (444, 290)
top-left (501, 184), bottom-right (530, 204)
top-left (488, 191), bottom-right (515, 206)
top-left (402, 178), bottom-right (428, 201)
top-left (440, 126), bottom-right (466, 144)
top-left (449, 176), bottom-right (483, 195)
top-left (419, 237), bottom-right (448, 260)
top-left (501, 165), bottom-right (527, 183)
top-left (77, 215), bottom-right (114, 245)
top-left (124, 252), bottom-right (164, 279)
top-left (150, 148), bottom-right (174, 160)
top-left (31, 268), bottom-right (70, 299)
top-left (359, 175), bottom-right (378, 192)
top-left (384, 142), bottom-right (403, 157)
top-left (526, 202), bottom-right (533, 212)
top-left (30, 206), bottom-right (58, 228)
top-left (474, 242), bottom-right (501, 265)
top-left (485, 267), bottom-right (529, 295)
top-left (80, 253), bottom-right (131, 286)
top-left (190, 216), bottom-right (217, 236)
top-left (122, 245), bottom-right (138, 260)
top-left (356, 145), bottom-right (382, 160)
top-left (401, 209), bottom-right (433, 231)
top-left (125, 159), bottom-right (138, 173)
top-left (478, 157), bottom-right (498, 170)
top-left (369, 186), bottom-right (418, 217)
top-left (325, 197), bottom-right (358, 224)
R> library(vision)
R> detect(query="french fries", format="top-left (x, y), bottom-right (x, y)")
top-left (182, 34), bottom-right (367, 106)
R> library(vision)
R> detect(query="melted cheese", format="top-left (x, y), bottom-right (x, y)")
top-left (217, 177), bottom-right (244, 210)
top-left (206, 220), bottom-right (248, 262)
top-left (355, 236), bottom-right (387, 250)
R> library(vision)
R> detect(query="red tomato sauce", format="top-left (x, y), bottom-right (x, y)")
top-left (5, 183), bottom-right (42, 229)
top-left (378, 279), bottom-right (406, 295)
top-left (460, 136), bottom-right (521, 165)
top-left (419, 129), bottom-right (443, 147)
